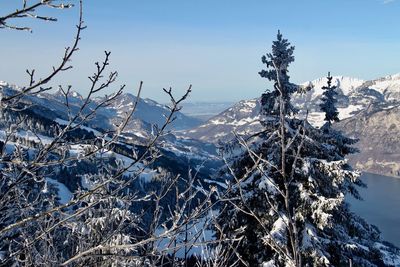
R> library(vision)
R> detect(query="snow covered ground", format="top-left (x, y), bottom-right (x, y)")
top-left (154, 210), bottom-right (217, 259)
top-left (46, 178), bottom-right (73, 204)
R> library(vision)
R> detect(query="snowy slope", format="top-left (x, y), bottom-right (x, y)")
top-left (294, 76), bottom-right (368, 127)
top-left (367, 73), bottom-right (400, 101)
top-left (181, 99), bottom-right (263, 142)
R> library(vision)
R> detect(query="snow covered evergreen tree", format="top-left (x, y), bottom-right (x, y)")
top-left (319, 73), bottom-right (359, 158)
top-left (319, 72), bottom-right (340, 128)
top-left (217, 31), bottom-right (400, 267)
top-left (259, 30), bottom-right (299, 116)
top-left (1, 3), bottom-right (217, 266)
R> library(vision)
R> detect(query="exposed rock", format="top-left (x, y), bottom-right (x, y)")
top-left (335, 104), bottom-right (400, 178)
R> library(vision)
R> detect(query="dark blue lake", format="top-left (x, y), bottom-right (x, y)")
top-left (348, 173), bottom-right (400, 247)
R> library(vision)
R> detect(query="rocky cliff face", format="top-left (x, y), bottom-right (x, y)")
top-left (336, 104), bottom-right (400, 177)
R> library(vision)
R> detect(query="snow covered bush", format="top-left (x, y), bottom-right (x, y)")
top-left (0, 2), bottom-right (219, 266)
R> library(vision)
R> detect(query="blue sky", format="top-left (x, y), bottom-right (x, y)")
top-left (1, 0), bottom-right (400, 102)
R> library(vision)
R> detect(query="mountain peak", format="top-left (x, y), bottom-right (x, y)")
top-left (52, 88), bottom-right (83, 100)
top-left (382, 73), bottom-right (400, 80)
top-left (303, 75), bottom-right (365, 96)
top-left (70, 91), bottom-right (82, 98)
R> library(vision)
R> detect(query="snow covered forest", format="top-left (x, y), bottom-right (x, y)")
top-left (1, 1), bottom-right (400, 266)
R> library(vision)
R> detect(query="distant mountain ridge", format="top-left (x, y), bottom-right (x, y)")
top-left (182, 98), bottom-right (262, 142)
top-left (0, 82), bottom-right (202, 138)
top-left (0, 80), bottom-right (221, 194)
top-left (0, 80), bottom-right (216, 168)
top-left (180, 102), bottom-right (234, 121)
top-left (181, 73), bottom-right (400, 177)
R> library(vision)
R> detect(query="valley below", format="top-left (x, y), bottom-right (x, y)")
top-left (1, 71), bottom-right (399, 264)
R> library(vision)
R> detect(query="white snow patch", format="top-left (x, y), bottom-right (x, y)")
top-left (154, 210), bottom-right (217, 258)
top-left (262, 260), bottom-right (277, 267)
top-left (337, 104), bottom-right (364, 120)
top-left (209, 118), bottom-right (227, 125)
top-left (55, 118), bottom-right (102, 136)
top-left (46, 178), bottom-right (73, 204)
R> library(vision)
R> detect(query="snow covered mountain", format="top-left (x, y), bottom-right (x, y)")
top-left (295, 75), bottom-right (400, 126)
top-left (181, 74), bottom-right (400, 177)
top-left (108, 93), bottom-right (202, 131)
top-left (182, 98), bottom-right (263, 142)
top-left (181, 76), bottom-right (370, 142)
top-left (0, 82), bottom-right (202, 139)
top-left (183, 74), bottom-right (400, 142)
top-left (0, 81), bottom-right (220, 188)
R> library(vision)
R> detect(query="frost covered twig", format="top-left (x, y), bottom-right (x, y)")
top-left (0, 0), bottom-right (83, 105)
top-left (0, 0), bottom-right (73, 31)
